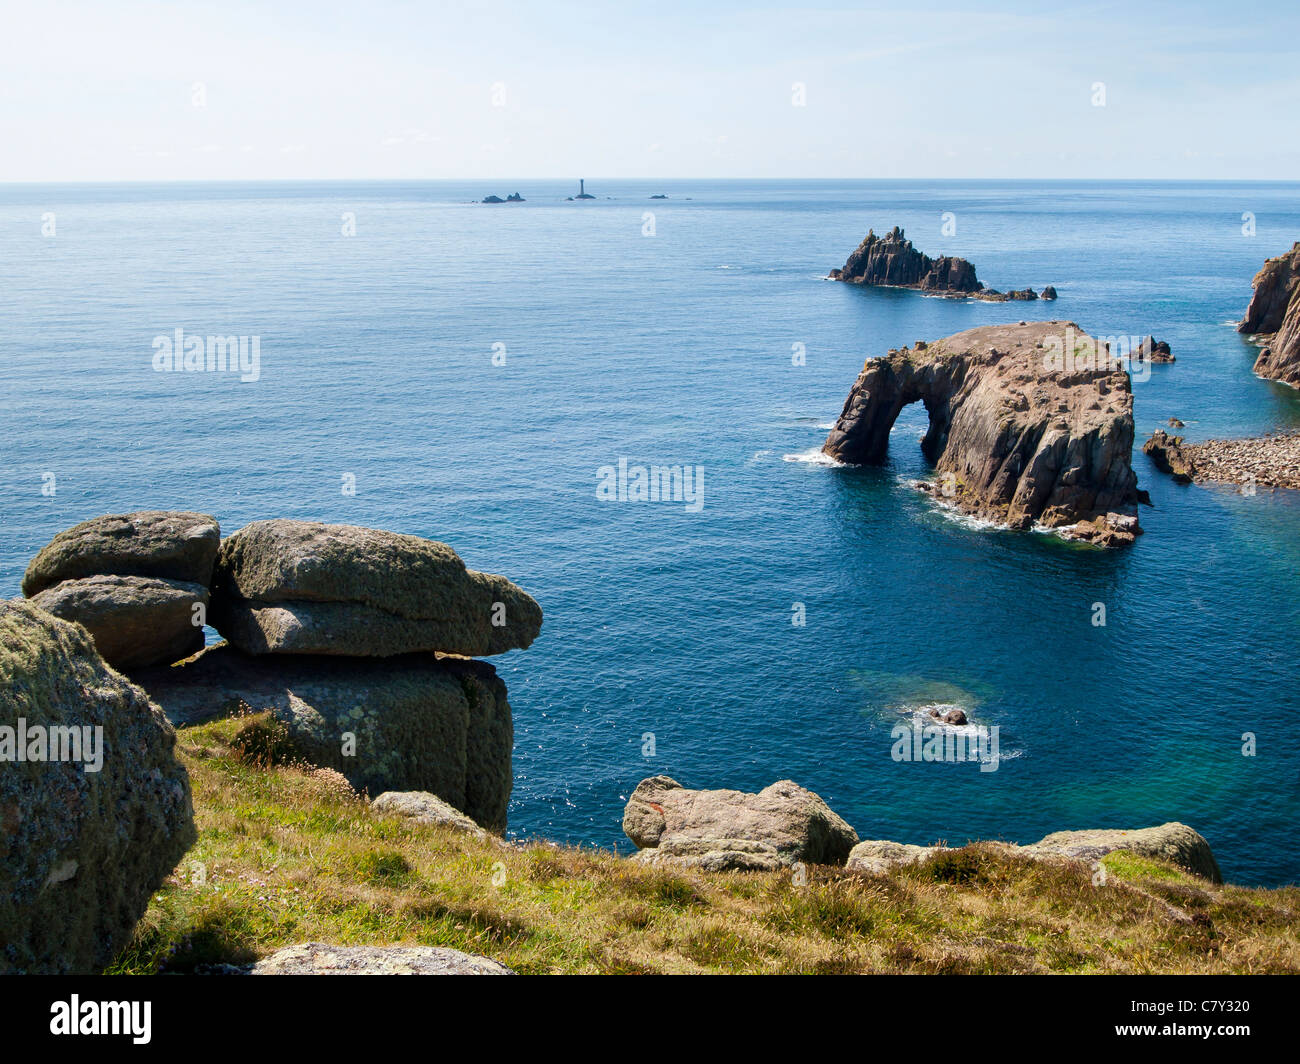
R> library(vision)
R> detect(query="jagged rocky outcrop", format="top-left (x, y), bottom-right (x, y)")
top-left (822, 322), bottom-right (1146, 547)
top-left (30, 574), bottom-right (208, 671)
top-left (1143, 429), bottom-right (1300, 490)
top-left (623, 777), bottom-right (859, 870)
top-left (210, 520), bottom-right (541, 657)
top-left (136, 645), bottom-right (514, 831)
top-left (250, 942), bottom-right (513, 975)
top-left (828, 226), bottom-right (1054, 301)
top-left (0, 600), bottom-right (195, 973)
top-left (21, 511), bottom-right (219, 671)
top-left (1240, 242), bottom-right (1300, 387)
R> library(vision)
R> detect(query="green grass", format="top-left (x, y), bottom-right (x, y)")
top-left (108, 716), bottom-right (1300, 974)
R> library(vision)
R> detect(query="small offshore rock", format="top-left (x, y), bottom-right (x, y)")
top-left (250, 942), bottom-right (513, 975)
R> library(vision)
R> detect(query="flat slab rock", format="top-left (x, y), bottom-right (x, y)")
top-left (822, 321), bottom-right (1145, 547)
top-left (623, 776), bottom-right (858, 868)
top-left (371, 790), bottom-right (489, 838)
top-left (22, 511), bottom-right (220, 597)
top-left (210, 520), bottom-right (541, 658)
top-left (846, 822), bottom-right (1222, 883)
top-left (29, 574), bottom-right (208, 671)
top-left (250, 942), bottom-right (513, 975)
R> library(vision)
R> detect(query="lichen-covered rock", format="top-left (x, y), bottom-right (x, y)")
top-left (0, 600), bottom-right (195, 974)
top-left (136, 645), bottom-right (512, 831)
top-left (210, 520), bottom-right (541, 657)
top-left (1026, 823), bottom-right (1222, 883)
top-left (829, 226), bottom-right (982, 293)
top-left (822, 321), bottom-right (1145, 547)
top-left (371, 790), bottom-right (489, 837)
top-left (623, 777), bottom-right (858, 868)
top-left (1240, 242), bottom-right (1300, 387)
top-left (846, 840), bottom-right (946, 874)
top-left (250, 942), bottom-right (513, 975)
top-left (21, 511), bottom-right (220, 597)
top-left (29, 574), bottom-right (208, 671)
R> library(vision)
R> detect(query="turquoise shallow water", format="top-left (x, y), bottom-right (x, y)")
top-left (2, 179), bottom-right (1298, 884)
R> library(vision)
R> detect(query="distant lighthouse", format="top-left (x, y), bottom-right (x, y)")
top-left (574, 178), bottom-right (595, 200)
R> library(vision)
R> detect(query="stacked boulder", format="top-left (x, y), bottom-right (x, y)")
top-left (0, 600), bottom-right (195, 973)
top-left (140, 519), bottom-right (540, 833)
top-left (21, 511), bottom-right (219, 671)
top-left (18, 514), bottom-right (541, 834)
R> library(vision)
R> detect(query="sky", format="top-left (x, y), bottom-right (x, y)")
top-left (1, 0), bottom-right (1297, 182)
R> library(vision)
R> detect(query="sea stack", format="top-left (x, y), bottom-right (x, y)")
top-left (827, 226), bottom-right (1053, 301)
top-left (1239, 241), bottom-right (1300, 387)
top-left (822, 321), bottom-right (1146, 547)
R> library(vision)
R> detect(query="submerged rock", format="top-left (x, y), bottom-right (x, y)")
top-left (1239, 242), bottom-right (1300, 387)
top-left (136, 644), bottom-right (513, 831)
top-left (822, 321), bottom-right (1146, 547)
top-left (210, 520), bottom-right (541, 657)
top-left (29, 574), bottom-right (207, 671)
top-left (250, 942), bottom-right (513, 975)
top-left (0, 601), bottom-right (195, 974)
top-left (22, 511), bottom-right (220, 597)
top-left (623, 776), bottom-right (858, 868)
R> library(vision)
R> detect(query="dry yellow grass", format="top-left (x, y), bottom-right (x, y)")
top-left (110, 716), bottom-right (1300, 974)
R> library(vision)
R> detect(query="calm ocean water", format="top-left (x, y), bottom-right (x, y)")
top-left (2, 179), bottom-right (1298, 885)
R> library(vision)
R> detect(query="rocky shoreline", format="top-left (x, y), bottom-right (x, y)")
top-left (822, 321), bottom-right (1147, 547)
top-left (1143, 429), bottom-right (1300, 490)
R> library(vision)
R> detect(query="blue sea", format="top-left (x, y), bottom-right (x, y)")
top-left (2, 179), bottom-right (1298, 886)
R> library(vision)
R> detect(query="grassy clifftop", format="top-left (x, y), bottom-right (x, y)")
top-left (112, 716), bottom-right (1300, 975)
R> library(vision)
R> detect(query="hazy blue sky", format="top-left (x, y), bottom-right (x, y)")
top-left (2, 0), bottom-right (1297, 181)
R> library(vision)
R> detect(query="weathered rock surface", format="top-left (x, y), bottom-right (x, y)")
top-left (210, 520), bottom-right (541, 658)
top-left (1240, 242), bottom-right (1300, 387)
top-left (828, 226), bottom-right (1052, 300)
top-left (843, 823), bottom-right (1222, 883)
top-left (1143, 429), bottom-right (1300, 491)
top-left (1142, 430), bottom-right (1197, 483)
top-left (136, 644), bottom-right (512, 831)
top-left (22, 511), bottom-right (220, 597)
top-left (250, 942), bottom-right (513, 975)
top-left (0, 600), bottom-right (195, 974)
top-left (1132, 336), bottom-right (1175, 363)
top-left (829, 226), bottom-right (982, 293)
top-left (29, 574), bottom-right (208, 671)
top-left (371, 790), bottom-right (489, 838)
top-left (846, 839), bottom-right (942, 874)
top-left (822, 321), bottom-right (1145, 546)
top-left (623, 777), bottom-right (858, 868)
top-left (1027, 823), bottom-right (1222, 883)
